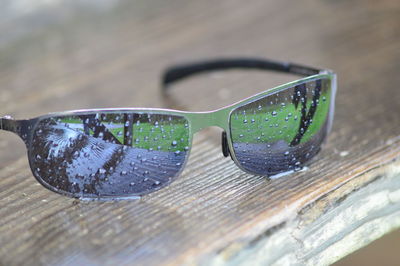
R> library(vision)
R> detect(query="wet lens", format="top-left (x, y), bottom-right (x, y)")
top-left (30, 112), bottom-right (191, 198)
top-left (229, 78), bottom-right (332, 176)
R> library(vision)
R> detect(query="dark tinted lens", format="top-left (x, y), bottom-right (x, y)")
top-left (229, 78), bottom-right (332, 176)
top-left (30, 112), bottom-right (190, 198)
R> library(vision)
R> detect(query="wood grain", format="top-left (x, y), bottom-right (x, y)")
top-left (0, 0), bottom-right (399, 265)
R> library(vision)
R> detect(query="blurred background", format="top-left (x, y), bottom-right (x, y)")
top-left (0, 0), bottom-right (399, 265)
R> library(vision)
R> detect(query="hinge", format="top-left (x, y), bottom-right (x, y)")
top-left (0, 115), bottom-right (15, 131)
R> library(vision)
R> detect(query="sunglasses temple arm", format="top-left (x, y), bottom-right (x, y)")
top-left (161, 58), bottom-right (321, 94)
top-left (0, 116), bottom-right (33, 145)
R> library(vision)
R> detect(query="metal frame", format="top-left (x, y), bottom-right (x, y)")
top-left (0, 58), bottom-right (337, 199)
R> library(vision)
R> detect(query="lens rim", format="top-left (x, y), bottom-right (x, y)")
top-left (27, 109), bottom-right (194, 200)
top-left (226, 74), bottom-right (336, 176)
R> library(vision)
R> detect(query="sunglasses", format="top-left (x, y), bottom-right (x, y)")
top-left (0, 58), bottom-right (337, 200)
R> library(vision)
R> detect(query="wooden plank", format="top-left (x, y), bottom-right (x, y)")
top-left (0, 0), bottom-right (399, 265)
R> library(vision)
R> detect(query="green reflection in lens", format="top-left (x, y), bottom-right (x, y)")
top-left (59, 113), bottom-right (189, 152)
top-left (230, 78), bottom-right (330, 146)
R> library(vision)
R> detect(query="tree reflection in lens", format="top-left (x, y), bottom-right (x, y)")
top-left (230, 78), bottom-right (331, 176)
top-left (30, 112), bottom-right (191, 198)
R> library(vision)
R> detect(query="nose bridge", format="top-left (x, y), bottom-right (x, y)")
top-left (186, 108), bottom-right (231, 133)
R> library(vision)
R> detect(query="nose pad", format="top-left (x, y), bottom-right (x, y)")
top-left (221, 131), bottom-right (231, 158)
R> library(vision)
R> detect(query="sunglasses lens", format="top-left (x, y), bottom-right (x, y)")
top-left (229, 78), bottom-right (332, 176)
top-left (30, 112), bottom-right (191, 198)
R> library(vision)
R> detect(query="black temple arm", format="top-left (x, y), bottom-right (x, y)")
top-left (161, 58), bottom-right (321, 93)
top-left (0, 116), bottom-right (34, 145)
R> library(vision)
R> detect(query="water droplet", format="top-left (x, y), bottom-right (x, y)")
top-left (271, 111), bottom-right (277, 117)
top-left (294, 166), bottom-right (302, 172)
top-left (239, 134), bottom-right (244, 138)
top-left (175, 150), bottom-right (181, 155)
top-left (130, 182), bottom-right (135, 186)
top-left (184, 146), bottom-right (189, 151)
top-left (171, 140), bottom-right (178, 146)
top-left (284, 151), bottom-right (290, 156)
top-left (120, 171), bottom-right (127, 176)
top-left (99, 168), bottom-right (106, 174)
top-left (243, 119), bottom-right (248, 124)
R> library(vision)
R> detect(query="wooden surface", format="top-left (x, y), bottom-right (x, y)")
top-left (1, 0), bottom-right (400, 265)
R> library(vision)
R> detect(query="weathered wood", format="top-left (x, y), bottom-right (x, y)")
top-left (0, 0), bottom-right (399, 265)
